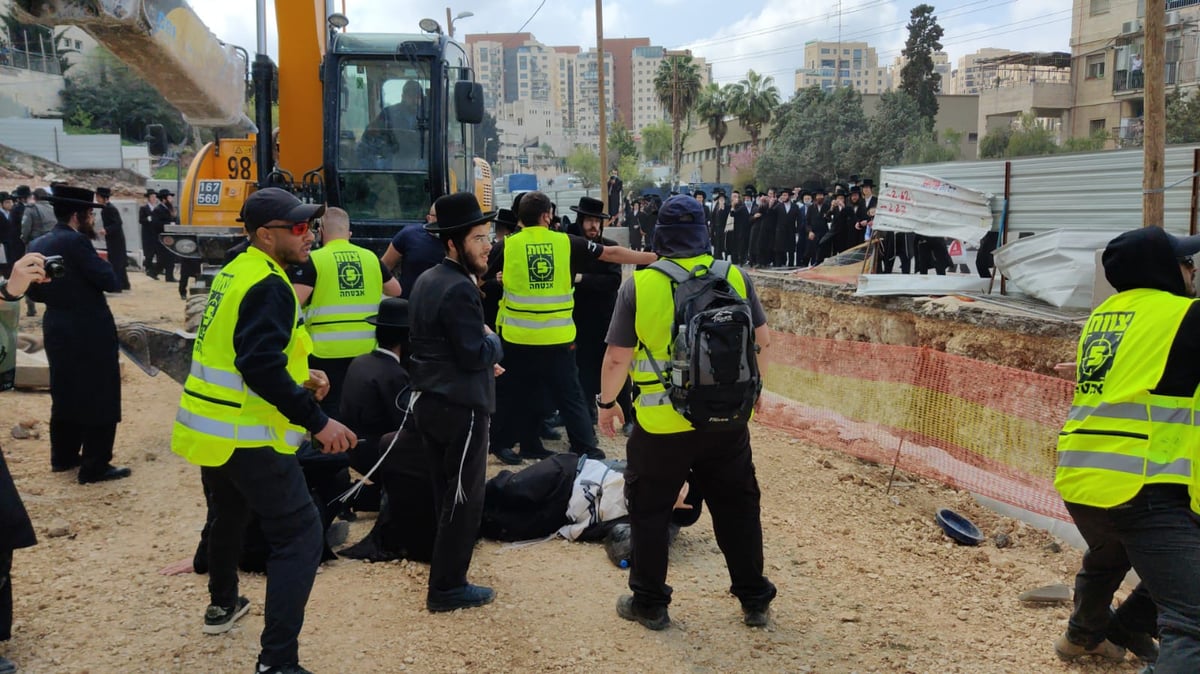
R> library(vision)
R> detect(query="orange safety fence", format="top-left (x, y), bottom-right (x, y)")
top-left (756, 330), bottom-right (1075, 522)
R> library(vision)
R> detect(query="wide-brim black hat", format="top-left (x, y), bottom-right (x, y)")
top-left (95, 186), bottom-right (113, 198)
top-left (365, 297), bottom-right (410, 328)
top-left (495, 208), bottom-right (519, 231)
top-left (13, 185), bottom-right (31, 199)
top-left (860, 178), bottom-right (875, 188)
top-left (570, 195), bottom-right (609, 219)
top-left (426, 192), bottom-right (496, 233)
top-left (48, 184), bottom-right (103, 209)
top-left (144, 189), bottom-right (158, 198)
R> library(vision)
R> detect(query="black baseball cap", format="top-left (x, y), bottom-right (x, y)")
top-left (237, 187), bottom-right (325, 231)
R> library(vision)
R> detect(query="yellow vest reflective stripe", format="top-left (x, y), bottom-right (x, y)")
top-left (304, 239), bottom-right (382, 358)
top-left (171, 246), bottom-right (312, 467)
top-left (1054, 288), bottom-right (1197, 510)
top-left (630, 254), bottom-right (748, 434)
top-left (497, 227), bottom-right (576, 345)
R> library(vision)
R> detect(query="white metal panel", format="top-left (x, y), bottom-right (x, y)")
top-left (874, 171), bottom-right (994, 242)
top-left (0, 118), bottom-right (62, 163)
top-left (897, 145), bottom-right (1200, 239)
top-left (992, 229), bottom-right (1117, 308)
top-left (58, 134), bottom-right (123, 169)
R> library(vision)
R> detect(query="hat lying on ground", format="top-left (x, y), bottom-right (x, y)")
top-left (237, 187), bottom-right (325, 231)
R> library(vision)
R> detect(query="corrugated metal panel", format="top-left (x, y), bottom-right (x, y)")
top-left (58, 134), bottom-right (123, 169)
top-left (895, 145), bottom-right (1200, 239)
top-left (0, 118), bottom-right (62, 163)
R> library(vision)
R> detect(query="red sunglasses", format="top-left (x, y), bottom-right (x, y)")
top-left (263, 221), bottom-right (319, 236)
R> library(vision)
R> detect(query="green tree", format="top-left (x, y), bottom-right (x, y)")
top-left (851, 90), bottom-right (925, 180)
top-left (1004, 113), bottom-right (1059, 157)
top-left (607, 118), bottom-right (638, 169)
top-left (695, 82), bottom-right (735, 184)
top-left (653, 52), bottom-right (702, 184)
top-left (565, 146), bottom-right (601, 188)
top-left (641, 120), bottom-right (673, 163)
top-left (899, 4), bottom-right (944, 131)
top-left (60, 49), bottom-right (186, 143)
top-left (1061, 130), bottom-right (1109, 152)
top-left (1167, 88), bottom-right (1200, 144)
top-left (728, 69), bottom-right (780, 154)
top-left (979, 126), bottom-right (1014, 159)
top-left (472, 112), bottom-right (500, 165)
top-left (903, 129), bottom-right (961, 164)
top-left (756, 85), bottom-right (867, 188)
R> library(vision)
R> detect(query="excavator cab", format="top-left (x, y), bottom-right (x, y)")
top-left (323, 33), bottom-right (482, 250)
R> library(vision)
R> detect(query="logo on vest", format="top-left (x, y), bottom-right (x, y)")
top-left (195, 273), bottom-right (232, 344)
top-left (334, 251), bottom-right (365, 297)
top-left (1077, 311), bottom-right (1134, 394)
top-left (526, 242), bottom-right (555, 289)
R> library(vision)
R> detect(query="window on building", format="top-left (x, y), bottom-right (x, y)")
top-left (1090, 0), bottom-right (1111, 15)
top-left (821, 48), bottom-right (830, 54)
top-left (1086, 54), bottom-right (1106, 79)
top-left (1090, 118), bottom-right (1107, 134)
top-left (968, 132), bottom-right (979, 142)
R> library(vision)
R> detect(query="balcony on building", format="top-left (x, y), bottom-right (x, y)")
top-left (1111, 14), bottom-right (1192, 96)
top-left (976, 52), bottom-right (1073, 134)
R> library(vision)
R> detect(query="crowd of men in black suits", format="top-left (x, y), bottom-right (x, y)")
top-left (619, 177), bottom-right (962, 275)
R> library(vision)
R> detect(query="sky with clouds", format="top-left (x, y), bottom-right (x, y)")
top-left (193, 0), bottom-right (1079, 93)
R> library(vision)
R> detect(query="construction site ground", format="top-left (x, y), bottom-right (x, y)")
top-left (3, 271), bottom-right (1143, 673)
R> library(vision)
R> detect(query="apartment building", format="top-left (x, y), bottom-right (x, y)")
top-left (795, 40), bottom-right (890, 93)
top-left (1070, 0), bottom-right (1199, 146)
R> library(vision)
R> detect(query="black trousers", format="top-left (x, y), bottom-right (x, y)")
top-left (108, 239), bottom-right (130, 290)
top-left (1065, 485), bottom-right (1200, 669)
top-left (975, 231), bottom-right (999, 278)
top-left (624, 423), bottom-right (776, 611)
top-left (203, 447), bottom-right (323, 668)
top-left (0, 549), bottom-right (12, 642)
top-left (415, 394), bottom-right (489, 592)
top-left (178, 259), bottom-right (201, 298)
top-left (50, 420), bottom-right (115, 476)
top-left (140, 231), bottom-right (158, 275)
top-left (494, 341), bottom-right (597, 454)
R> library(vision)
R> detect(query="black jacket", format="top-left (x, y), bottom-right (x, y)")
top-left (409, 258), bottom-right (503, 412)
top-left (0, 445), bottom-right (36, 552)
top-left (101, 202), bottom-right (125, 246)
top-left (572, 234), bottom-right (621, 343)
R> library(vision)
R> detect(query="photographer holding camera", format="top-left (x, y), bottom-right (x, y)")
top-left (0, 252), bottom-right (49, 674)
top-left (26, 185), bottom-right (130, 485)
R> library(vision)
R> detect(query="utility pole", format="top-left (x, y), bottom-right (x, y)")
top-left (1144, 0), bottom-right (1165, 227)
top-left (596, 0), bottom-right (607, 182)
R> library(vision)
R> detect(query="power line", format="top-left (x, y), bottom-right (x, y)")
top-left (681, 0), bottom-right (898, 49)
top-left (513, 0), bottom-right (549, 35)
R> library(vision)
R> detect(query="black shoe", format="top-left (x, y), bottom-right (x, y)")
top-left (25, 308), bottom-right (35, 317)
top-left (616, 595), bottom-right (669, 630)
top-left (146, 272), bottom-right (159, 280)
top-left (51, 459), bottom-right (81, 472)
top-left (256, 662), bottom-right (314, 674)
top-left (519, 445), bottom-right (555, 460)
top-left (1108, 626), bottom-right (1158, 663)
top-left (539, 422), bottom-right (562, 441)
top-left (165, 277), bottom-right (177, 283)
top-left (0, 655), bottom-right (16, 674)
top-left (579, 446), bottom-right (606, 461)
top-left (492, 447), bottom-right (523, 465)
top-left (427, 584), bottom-right (495, 612)
top-left (743, 603), bottom-right (770, 627)
top-left (204, 596), bottom-right (250, 635)
top-left (78, 464), bottom-right (132, 484)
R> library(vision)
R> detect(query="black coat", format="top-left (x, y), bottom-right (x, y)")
top-left (572, 235), bottom-right (620, 396)
top-left (138, 203), bottom-right (156, 243)
top-left (340, 349), bottom-right (413, 475)
top-left (772, 202), bottom-right (799, 254)
top-left (28, 223), bottom-right (121, 424)
top-left (101, 202), bottom-right (129, 286)
top-left (409, 258), bottom-right (503, 412)
top-left (0, 445), bottom-right (35, 552)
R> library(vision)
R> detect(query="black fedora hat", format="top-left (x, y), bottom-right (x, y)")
top-left (144, 189), bottom-right (158, 198)
top-left (495, 208), bottom-right (519, 232)
top-left (426, 192), bottom-right (495, 233)
top-left (570, 196), bottom-right (609, 219)
top-left (48, 184), bottom-right (103, 209)
top-left (12, 185), bottom-right (31, 199)
top-left (860, 178), bottom-right (875, 188)
top-left (95, 186), bottom-right (113, 198)
top-left (0, 192), bottom-right (9, 202)
top-left (158, 189), bottom-right (174, 199)
top-left (365, 297), bottom-right (409, 328)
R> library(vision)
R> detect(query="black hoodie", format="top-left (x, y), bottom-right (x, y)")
top-left (1101, 227), bottom-right (1200, 396)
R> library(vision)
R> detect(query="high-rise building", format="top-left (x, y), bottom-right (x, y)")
top-left (794, 40), bottom-right (889, 93)
top-left (628, 46), bottom-right (711, 135)
top-left (1069, 0), bottom-right (1197, 146)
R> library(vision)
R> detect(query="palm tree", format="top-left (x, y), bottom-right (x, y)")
top-left (729, 69), bottom-right (781, 154)
top-left (695, 82), bottom-right (734, 184)
top-left (653, 53), bottom-right (702, 185)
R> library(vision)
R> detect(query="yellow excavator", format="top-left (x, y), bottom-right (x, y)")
top-left (14, 0), bottom-right (493, 261)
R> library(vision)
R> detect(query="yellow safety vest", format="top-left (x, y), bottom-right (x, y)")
top-left (304, 238), bottom-right (382, 359)
top-left (630, 254), bottom-right (749, 435)
top-left (498, 226), bottom-right (575, 345)
top-left (1055, 287), bottom-right (1198, 511)
top-left (171, 246), bottom-right (312, 467)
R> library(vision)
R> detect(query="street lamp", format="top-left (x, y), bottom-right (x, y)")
top-left (446, 8), bottom-right (474, 37)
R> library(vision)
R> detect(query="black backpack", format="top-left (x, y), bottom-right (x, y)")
top-left (641, 259), bottom-right (762, 431)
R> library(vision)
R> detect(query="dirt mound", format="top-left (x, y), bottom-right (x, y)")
top-left (0, 143), bottom-right (148, 198)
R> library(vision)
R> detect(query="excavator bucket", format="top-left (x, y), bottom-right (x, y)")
top-left (116, 322), bottom-right (195, 386)
top-left (13, 0), bottom-right (248, 127)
